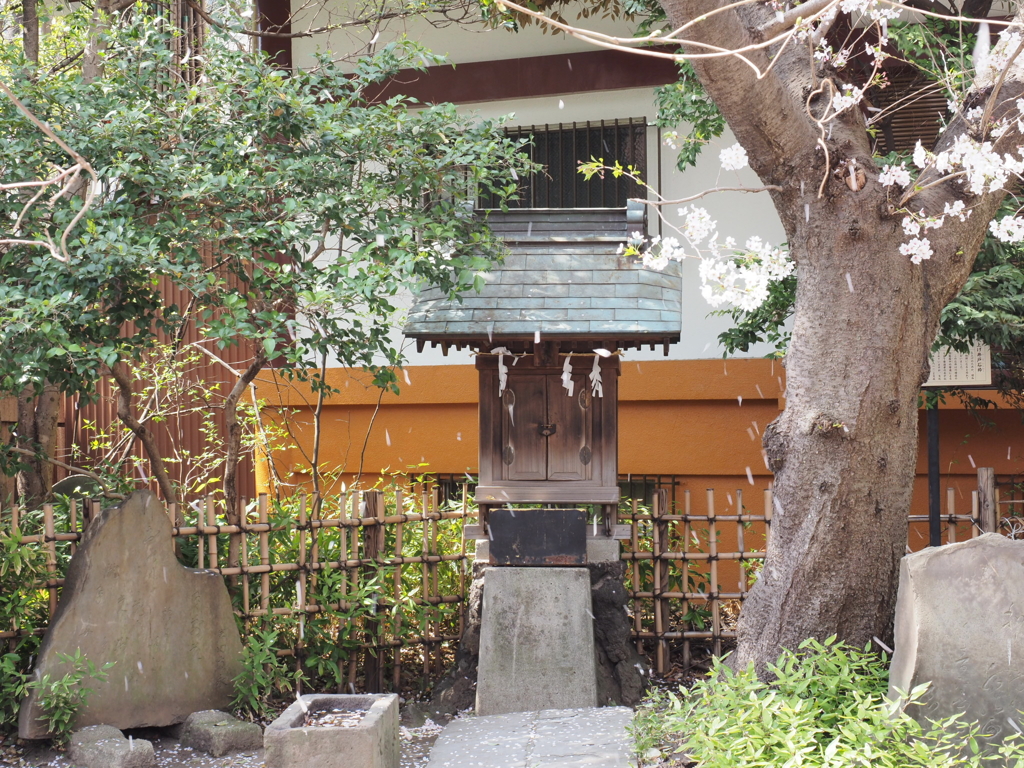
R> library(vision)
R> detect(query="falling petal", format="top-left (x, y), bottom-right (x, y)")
top-left (969, 454), bottom-right (976, 468)
top-left (558, 100), bottom-right (565, 109)
top-left (846, 273), bottom-right (854, 293)
top-left (737, 396), bottom-right (743, 406)
top-left (404, 369), bottom-right (411, 386)
top-left (746, 467), bottom-right (754, 485)
top-left (385, 429), bottom-right (391, 446)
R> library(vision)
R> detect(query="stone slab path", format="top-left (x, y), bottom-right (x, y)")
top-left (426, 707), bottom-right (634, 768)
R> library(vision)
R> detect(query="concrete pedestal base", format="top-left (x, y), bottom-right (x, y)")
top-left (476, 567), bottom-right (598, 716)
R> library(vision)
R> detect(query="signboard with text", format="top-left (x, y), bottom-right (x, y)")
top-left (923, 343), bottom-right (992, 388)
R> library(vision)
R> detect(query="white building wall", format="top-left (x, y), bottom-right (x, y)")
top-left (292, 3), bottom-right (789, 365)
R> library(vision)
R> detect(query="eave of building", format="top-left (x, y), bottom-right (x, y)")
top-left (255, 0), bottom-right (678, 102)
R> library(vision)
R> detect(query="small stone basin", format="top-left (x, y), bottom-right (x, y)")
top-left (264, 694), bottom-right (399, 768)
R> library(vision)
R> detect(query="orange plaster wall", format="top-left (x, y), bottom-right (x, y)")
top-left (255, 359), bottom-right (1024, 506)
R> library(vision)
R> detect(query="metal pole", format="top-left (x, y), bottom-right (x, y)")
top-left (928, 403), bottom-right (941, 547)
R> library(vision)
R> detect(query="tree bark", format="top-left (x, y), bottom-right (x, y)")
top-left (657, 0), bottom-right (1024, 674)
top-left (109, 363), bottom-right (179, 505)
top-left (223, 354), bottom-right (266, 527)
top-left (14, 383), bottom-right (60, 509)
top-left (23, 0), bottom-right (39, 65)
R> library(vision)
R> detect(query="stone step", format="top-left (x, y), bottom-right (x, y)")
top-left (426, 708), bottom-right (634, 768)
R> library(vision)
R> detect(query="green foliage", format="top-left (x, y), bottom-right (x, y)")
top-left (0, 528), bottom-right (47, 733)
top-left (713, 274), bottom-right (795, 359)
top-left (633, 637), bottom-right (1024, 767)
top-left (26, 649), bottom-right (113, 746)
top-left (227, 483), bottom-right (472, 714)
top-left (231, 621), bottom-right (305, 721)
top-left (655, 61), bottom-right (726, 171)
top-left (0, 14), bottom-right (532, 411)
top-left (887, 17), bottom-right (979, 101)
top-left (0, 651), bottom-right (35, 734)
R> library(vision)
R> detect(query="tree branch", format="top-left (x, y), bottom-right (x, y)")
top-left (109, 363), bottom-right (179, 504)
top-left (0, 79), bottom-right (96, 262)
top-left (7, 447), bottom-right (126, 500)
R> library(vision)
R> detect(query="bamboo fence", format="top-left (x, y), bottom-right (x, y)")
top-left (0, 471), bottom-right (1009, 685)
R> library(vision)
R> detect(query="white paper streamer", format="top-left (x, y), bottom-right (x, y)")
top-left (590, 354), bottom-right (603, 398)
top-left (561, 353), bottom-right (575, 397)
top-left (492, 346), bottom-right (511, 395)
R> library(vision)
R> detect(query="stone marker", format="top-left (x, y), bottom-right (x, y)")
top-left (889, 534), bottom-right (1024, 748)
top-left (19, 491), bottom-right (243, 739)
top-left (179, 710), bottom-right (263, 757)
top-left (264, 693), bottom-right (399, 768)
top-left (476, 567), bottom-right (598, 716)
top-left (68, 724), bottom-right (156, 768)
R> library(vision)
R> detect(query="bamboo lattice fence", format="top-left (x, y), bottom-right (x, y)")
top-left (1, 471), bottom-right (1011, 685)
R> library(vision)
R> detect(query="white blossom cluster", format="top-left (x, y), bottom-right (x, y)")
top-left (991, 216), bottom-right (1024, 242)
top-left (625, 204), bottom-right (793, 313)
top-left (831, 84), bottom-right (865, 114)
top-left (974, 28), bottom-right (1024, 86)
top-left (719, 143), bottom-right (749, 171)
top-left (699, 236), bottom-right (794, 311)
top-left (887, 129), bottom-right (1024, 258)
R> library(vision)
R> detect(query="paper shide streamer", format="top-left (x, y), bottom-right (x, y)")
top-left (561, 353), bottom-right (575, 397)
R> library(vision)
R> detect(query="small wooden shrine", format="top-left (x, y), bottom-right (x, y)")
top-left (404, 208), bottom-right (682, 559)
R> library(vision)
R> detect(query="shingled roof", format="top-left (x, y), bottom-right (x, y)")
top-left (403, 208), bottom-right (682, 352)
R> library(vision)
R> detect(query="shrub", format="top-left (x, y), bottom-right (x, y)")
top-left (27, 649), bottom-right (113, 746)
top-left (633, 636), bottom-right (1024, 767)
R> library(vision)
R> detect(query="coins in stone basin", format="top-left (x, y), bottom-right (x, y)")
top-left (304, 708), bottom-right (367, 728)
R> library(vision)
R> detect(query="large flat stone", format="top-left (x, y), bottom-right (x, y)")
top-left (476, 568), bottom-right (597, 716)
top-left (264, 694), bottom-right (399, 768)
top-left (19, 491), bottom-right (242, 738)
top-left (426, 707), bottom-right (633, 768)
top-left (889, 534), bottom-right (1024, 747)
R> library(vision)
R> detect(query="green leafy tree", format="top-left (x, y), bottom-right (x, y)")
top-left (0, 14), bottom-right (531, 510)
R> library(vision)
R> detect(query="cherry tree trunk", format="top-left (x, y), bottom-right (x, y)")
top-left (734, 215), bottom-right (933, 673)
top-left (655, 0), bottom-right (1024, 674)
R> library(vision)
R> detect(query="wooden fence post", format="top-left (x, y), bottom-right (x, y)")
top-left (978, 468), bottom-right (998, 533)
top-left (362, 490), bottom-right (384, 692)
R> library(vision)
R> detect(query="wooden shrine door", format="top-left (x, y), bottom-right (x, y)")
top-left (499, 373), bottom-right (593, 483)
top-left (475, 353), bottom-right (619, 505)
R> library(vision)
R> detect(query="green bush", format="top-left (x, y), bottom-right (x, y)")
top-left (633, 637), bottom-right (1024, 767)
top-left (27, 649), bottom-right (113, 746)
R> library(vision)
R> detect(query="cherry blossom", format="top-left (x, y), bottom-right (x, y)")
top-left (899, 238), bottom-right (934, 265)
top-left (719, 143), bottom-right (749, 171)
top-left (879, 163), bottom-right (911, 187)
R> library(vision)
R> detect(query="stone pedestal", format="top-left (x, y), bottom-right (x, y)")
top-left (476, 567), bottom-right (598, 716)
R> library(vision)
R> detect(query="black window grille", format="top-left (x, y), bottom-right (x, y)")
top-left (480, 117), bottom-right (648, 209)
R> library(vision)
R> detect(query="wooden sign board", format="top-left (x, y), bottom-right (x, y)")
top-left (924, 343), bottom-right (992, 388)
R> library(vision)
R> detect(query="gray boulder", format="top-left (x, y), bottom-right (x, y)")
top-left (19, 491), bottom-right (243, 738)
top-left (179, 709), bottom-right (263, 757)
top-left (889, 533), bottom-right (1024, 748)
top-left (68, 724), bottom-right (155, 768)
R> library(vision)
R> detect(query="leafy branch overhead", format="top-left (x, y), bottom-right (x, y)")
top-left (0, 17), bottom-right (533, 404)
